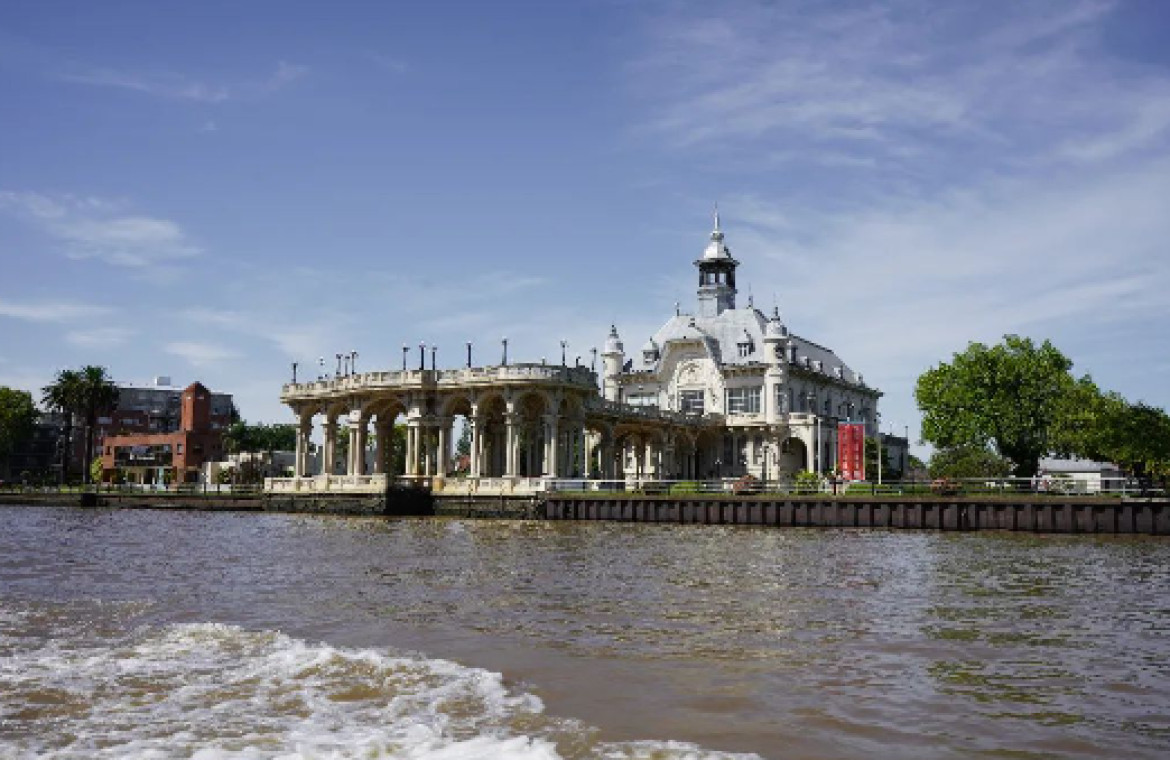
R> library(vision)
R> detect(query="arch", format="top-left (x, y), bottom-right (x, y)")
top-left (779, 437), bottom-right (807, 473)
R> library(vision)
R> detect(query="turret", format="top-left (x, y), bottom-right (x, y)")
top-left (641, 337), bottom-right (660, 368)
top-left (601, 325), bottom-right (625, 401)
top-left (763, 306), bottom-right (788, 367)
top-left (695, 207), bottom-right (739, 317)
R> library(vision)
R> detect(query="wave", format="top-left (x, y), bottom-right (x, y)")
top-left (0, 611), bottom-right (759, 760)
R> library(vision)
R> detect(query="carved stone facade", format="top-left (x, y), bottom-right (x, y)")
top-left (267, 212), bottom-right (879, 494)
top-left (601, 211), bottom-right (881, 479)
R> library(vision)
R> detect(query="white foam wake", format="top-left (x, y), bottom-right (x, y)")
top-left (0, 615), bottom-right (760, 760)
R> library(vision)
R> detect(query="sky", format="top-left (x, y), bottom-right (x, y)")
top-left (1, 0), bottom-right (1169, 454)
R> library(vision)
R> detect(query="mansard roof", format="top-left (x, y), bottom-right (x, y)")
top-left (648, 305), bottom-right (866, 384)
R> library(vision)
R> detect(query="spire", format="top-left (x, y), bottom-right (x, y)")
top-left (712, 203), bottom-right (723, 241)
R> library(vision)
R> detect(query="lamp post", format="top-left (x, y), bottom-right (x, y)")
top-left (560, 339), bottom-right (567, 365)
top-left (402, 344), bottom-right (408, 371)
top-left (418, 342), bottom-right (426, 371)
top-left (876, 411), bottom-right (883, 485)
top-left (351, 350), bottom-right (358, 376)
top-left (466, 341), bottom-right (472, 368)
top-left (318, 356), bottom-right (325, 380)
top-left (501, 337), bottom-right (508, 366)
top-left (335, 353), bottom-right (342, 378)
top-left (431, 345), bottom-right (437, 371)
top-left (591, 347), bottom-right (597, 372)
top-left (291, 362), bottom-right (298, 384)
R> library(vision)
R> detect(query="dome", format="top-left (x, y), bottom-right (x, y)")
top-left (765, 309), bottom-right (787, 339)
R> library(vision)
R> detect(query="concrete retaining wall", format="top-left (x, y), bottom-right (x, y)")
top-left (543, 496), bottom-right (1170, 535)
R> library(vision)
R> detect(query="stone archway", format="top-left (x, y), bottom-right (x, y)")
top-left (779, 437), bottom-right (808, 474)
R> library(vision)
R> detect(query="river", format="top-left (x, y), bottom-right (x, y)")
top-left (1, 505), bottom-right (1168, 758)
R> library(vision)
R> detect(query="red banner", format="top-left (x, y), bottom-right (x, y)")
top-left (837, 422), bottom-right (866, 481)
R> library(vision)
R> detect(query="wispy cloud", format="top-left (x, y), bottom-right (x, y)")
top-left (165, 341), bottom-right (240, 367)
top-left (364, 51), bottom-right (408, 75)
top-left (60, 60), bottom-right (307, 102)
top-left (0, 297), bottom-right (112, 323)
top-left (633, 0), bottom-right (1170, 172)
top-left (0, 190), bottom-right (200, 270)
top-left (65, 327), bottom-right (134, 348)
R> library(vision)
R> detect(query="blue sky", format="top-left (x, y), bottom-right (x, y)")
top-left (1, 0), bottom-right (1169, 451)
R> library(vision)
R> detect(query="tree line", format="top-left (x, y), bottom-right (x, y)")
top-left (916, 335), bottom-right (1170, 482)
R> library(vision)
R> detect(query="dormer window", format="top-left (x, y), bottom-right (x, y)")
top-left (737, 330), bottom-right (754, 358)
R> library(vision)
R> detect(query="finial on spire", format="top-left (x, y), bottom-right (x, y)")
top-left (713, 202), bottom-right (720, 232)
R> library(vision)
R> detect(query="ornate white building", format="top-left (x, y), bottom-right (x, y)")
top-left (269, 210), bottom-right (880, 495)
top-left (601, 211), bottom-right (881, 479)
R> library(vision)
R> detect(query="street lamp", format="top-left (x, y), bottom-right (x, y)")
top-left (402, 344), bottom-right (408, 371)
top-left (351, 350), bottom-right (358, 375)
top-left (431, 345), bottom-right (437, 371)
top-left (418, 342), bottom-right (426, 371)
top-left (318, 356), bottom-right (325, 380)
top-left (466, 341), bottom-right (472, 368)
top-left (501, 336), bottom-right (508, 366)
top-left (560, 339), bottom-right (567, 365)
top-left (590, 347), bottom-right (597, 372)
top-left (335, 353), bottom-right (342, 378)
top-left (291, 362), bottom-right (298, 384)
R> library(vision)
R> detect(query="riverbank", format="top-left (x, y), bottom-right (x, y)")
top-left (3, 489), bottom-right (1167, 534)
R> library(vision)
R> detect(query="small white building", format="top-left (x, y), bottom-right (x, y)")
top-left (1037, 457), bottom-right (1125, 493)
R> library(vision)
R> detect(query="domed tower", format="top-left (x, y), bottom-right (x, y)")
top-left (601, 325), bottom-right (625, 401)
top-left (763, 307), bottom-right (788, 367)
top-left (764, 307), bottom-right (789, 422)
top-left (695, 207), bottom-right (739, 318)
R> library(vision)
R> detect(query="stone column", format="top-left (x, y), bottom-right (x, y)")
top-left (322, 417), bottom-right (337, 476)
top-left (424, 425), bottom-right (434, 477)
top-left (372, 420), bottom-right (388, 475)
top-left (437, 420), bottom-right (450, 477)
top-left (470, 416), bottom-right (482, 478)
top-left (504, 413), bottom-right (518, 478)
top-left (294, 415), bottom-right (312, 478)
top-left (405, 421), bottom-right (420, 477)
top-left (543, 414), bottom-right (559, 477)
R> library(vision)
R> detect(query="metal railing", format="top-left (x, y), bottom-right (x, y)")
top-left (540, 476), bottom-right (1166, 498)
top-left (0, 482), bottom-right (266, 496)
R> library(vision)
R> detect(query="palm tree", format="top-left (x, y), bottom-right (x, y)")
top-left (42, 366), bottom-right (119, 486)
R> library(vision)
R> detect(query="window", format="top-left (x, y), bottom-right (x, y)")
top-left (626, 391), bottom-right (657, 408)
top-left (177, 444), bottom-right (184, 454)
top-left (776, 385), bottom-right (790, 414)
top-left (727, 387), bottom-right (761, 415)
top-left (679, 390), bottom-right (704, 414)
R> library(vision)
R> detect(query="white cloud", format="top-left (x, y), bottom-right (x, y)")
top-left (0, 297), bottom-right (112, 323)
top-left (0, 191), bottom-right (200, 269)
top-left (365, 51), bottom-right (408, 74)
top-left (65, 327), bottom-right (133, 348)
top-left (633, 1), bottom-right (1170, 172)
top-left (165, 341), bottom-right (239, 367)
top-left (60, 60), bottom-right (307, 102)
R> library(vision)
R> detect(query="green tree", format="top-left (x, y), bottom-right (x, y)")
top-left (90, 456), bottom-right (104, 484)
top-left (915, 335), bottom-right (1073, 476)
top-left (906, 454), bottom-right (929, 480)
top-left (928, 445), bottom-right (1013, 479)
top-left (0, 387), bottom-right (38, 478)
top-left (455, 422), bottom-right (472, 458)
top-left (224, 422), bottom-right (297, 454)
top-left (42, 366), bottom-right (119, 486)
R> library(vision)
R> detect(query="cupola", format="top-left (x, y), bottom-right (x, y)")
top-left (694, 206), bottom-right (740, 317)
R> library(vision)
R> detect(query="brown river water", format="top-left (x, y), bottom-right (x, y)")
top-left (1, 505), bottom-right (1168, 759)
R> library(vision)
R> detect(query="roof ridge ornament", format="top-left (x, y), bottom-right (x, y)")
top-left (711, 202), bottom-right (723, 241)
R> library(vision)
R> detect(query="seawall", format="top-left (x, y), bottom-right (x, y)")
top-left (543, 494), bottom-right (1170, 534)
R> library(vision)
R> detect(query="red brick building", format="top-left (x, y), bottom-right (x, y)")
top-left (100, 382), bottom-right (226, 484)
